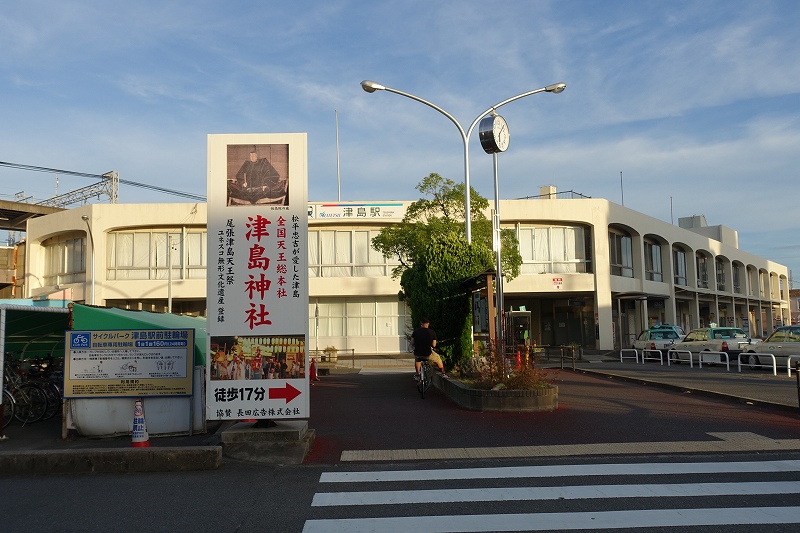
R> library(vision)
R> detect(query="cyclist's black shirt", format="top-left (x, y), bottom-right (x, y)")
top-left (411, 326), bottom-right (437, 358)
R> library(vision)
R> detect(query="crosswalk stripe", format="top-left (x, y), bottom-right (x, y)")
top-left (302, 506), bottom-right (800, 533)
top-left (319, 459), bottom-right (800, 483)
top-left (312, 480), bottom-right (800, 506)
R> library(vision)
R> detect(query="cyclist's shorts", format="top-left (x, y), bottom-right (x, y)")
top-left (415, 351), bottom-right (443, 367)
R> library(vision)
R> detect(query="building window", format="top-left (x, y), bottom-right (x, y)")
top-left (673, 249), bottom-right (687, 286)
top-left (518, 225), bottom-right (591, 274)
top-left (43, 235), bottom-right (86, 285)
top-left (309, 298), bottom-right (411, 338)
top-left (696, 255), bottom-right (709, 289)
top-left (107, 229), bottom-right (207, 280)
top-left (308, 229), bottom-right (399, 278)
top-left (733, 264), bottom-right (742, 294)
top-left (609, 230), bottom-right (633, 278)
top-left (716, 259), bottom-right (726, 292)
top-left (644, 241), bottom-right (663, 282)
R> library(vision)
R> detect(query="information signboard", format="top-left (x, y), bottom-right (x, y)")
top-left (64, 329), bottom-right (194, 398)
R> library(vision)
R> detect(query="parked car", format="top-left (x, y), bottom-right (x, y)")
top-left (671, 327), bottom-right (751, 364)
top-left (739, 325), bottom-right (800, 370)
top-left (632, 325), bottom-right (684, 355)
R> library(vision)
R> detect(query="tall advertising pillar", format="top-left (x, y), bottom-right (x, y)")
top-left (206, 134), bottom-right (309, 420)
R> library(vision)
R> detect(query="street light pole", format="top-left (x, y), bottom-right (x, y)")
top-left (81, 215), bottom-right (95, 305)
top-left (492, 153), bottom-right (504, 349)
top-left (360, 80), bottom-right (566, 244)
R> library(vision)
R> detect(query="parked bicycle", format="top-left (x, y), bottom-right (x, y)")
top-left (3, 362), bottom-right (49, 425)
top-left (22, 357), bottom-right (64, 421)
top-left (2, 388), bottom-right (14, 429)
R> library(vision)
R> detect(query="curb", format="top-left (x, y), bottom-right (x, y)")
top-left (0, 446), bottom-right (223, 476)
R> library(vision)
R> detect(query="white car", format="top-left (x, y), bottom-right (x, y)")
top-left (739, 325), bottom-right (800, 370)
top-left (632, 326), bottom-right (684, 354)
top-left (671, 327), bottom-right (751, 364)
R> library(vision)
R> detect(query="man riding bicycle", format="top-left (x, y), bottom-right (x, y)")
top-left (410, 316), bottom-right (447, 379)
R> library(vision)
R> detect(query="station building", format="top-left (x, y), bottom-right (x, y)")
top-left (20, 188), bottom-right (790, 354)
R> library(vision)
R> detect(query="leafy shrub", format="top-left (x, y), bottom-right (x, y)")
top-left (459, 339), bottom-right (551, 390)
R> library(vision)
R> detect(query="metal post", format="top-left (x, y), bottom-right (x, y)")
top-left (81, 215), bottom-right (95, 305)
top-left (492, 153), bottom-right (503, 352)
top-left (167, 234), bottom-right (173, 314)
top-left (796, 361), bottom-right (800, 414)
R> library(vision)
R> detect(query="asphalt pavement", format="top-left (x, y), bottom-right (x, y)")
top-left (1, 350), bottom-right (799, 475)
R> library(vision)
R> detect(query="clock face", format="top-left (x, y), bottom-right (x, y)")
top-left (478, 115), bottom-right (510, 154)
top-left (493, 116), bottom-right (509, 152)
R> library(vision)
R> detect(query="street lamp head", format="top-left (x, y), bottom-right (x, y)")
top-left (360, 80), bottom-right (386, 93)
top-left (545, 82), bottom-right (567, 94)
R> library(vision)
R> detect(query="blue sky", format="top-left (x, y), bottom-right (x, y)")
top-left (1, 1), bottom-right (799, 286)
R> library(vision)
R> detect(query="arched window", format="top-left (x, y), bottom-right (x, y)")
top-left (609, 229), bottom-right (633, 277)
top-left (644, 240), bottom-right (662, 282)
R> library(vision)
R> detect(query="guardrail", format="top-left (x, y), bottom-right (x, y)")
top-left (663, 350), bottom-right (731, 371)
top-left (619, 348), bottom-right (638, 363)
top-left (557, 346), bottom-right (580, 371)
top-left (667, 349), bottom-right (692, 367)
top-left (699, 351), bottom-right (731, 372)
top-left (789, 356), bottom-right (800, 377)
top-left (737, 352), bottom-right (777, 375)
top-left (309, 348), bottom-right (357, 368)
top-left (640, 349), bottom-right (666, 365)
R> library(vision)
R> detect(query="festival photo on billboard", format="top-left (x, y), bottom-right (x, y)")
top-left (210, 334), bottom-right (306, 381)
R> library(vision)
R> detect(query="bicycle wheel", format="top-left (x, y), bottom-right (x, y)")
top-left (419, 361), bottom-right (432, 399)
top-left (2, 389), bottom-right (14, 429)
top-left (39, 381), bottom-right (63, 421)
top-left (416, 362), bottom-right (426, 396)
top-left (13, 384), bottom-right (48, 424)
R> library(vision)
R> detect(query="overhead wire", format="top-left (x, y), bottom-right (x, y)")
top-left (0, 161), bottom-right (207, 202)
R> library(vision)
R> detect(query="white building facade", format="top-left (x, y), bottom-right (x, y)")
top-left (23, 195), bottom-right (790, 353)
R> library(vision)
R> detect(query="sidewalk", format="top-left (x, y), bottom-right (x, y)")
top-left (540, 350), bottom-right (800, 412)
top-left (1, 352), bottom-right (798, 475)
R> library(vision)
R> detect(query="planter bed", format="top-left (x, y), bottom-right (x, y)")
top-left (435, 375), bottom-right (558, 412)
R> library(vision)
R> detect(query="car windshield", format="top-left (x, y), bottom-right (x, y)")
top-left (764, 330), bottom-right (786, 342)
top-left (651, 331), bottom-right (679, 340)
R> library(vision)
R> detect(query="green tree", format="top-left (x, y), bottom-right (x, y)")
top-left (371, 173), bottom-right (522, 366)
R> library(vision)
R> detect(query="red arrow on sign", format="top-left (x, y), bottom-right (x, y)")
top-left (269, 383), bottom-right (301, 404)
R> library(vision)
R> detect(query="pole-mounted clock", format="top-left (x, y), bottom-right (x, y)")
top-left (478, 114), bottom-right (509, 154)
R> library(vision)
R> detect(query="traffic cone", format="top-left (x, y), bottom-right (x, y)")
top-left (131, 398), bottom-right (150, 448)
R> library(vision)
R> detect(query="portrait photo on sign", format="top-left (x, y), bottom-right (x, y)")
top-left (226, 144), bottom-right (289, 206)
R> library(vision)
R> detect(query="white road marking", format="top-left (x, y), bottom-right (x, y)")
top-left (340, 431), bottom-right (800, 461)
top-left (313, 480), bottom-right (800, 506)
top-left (320, 459), bottom-right (800, 483)
top-left (302, 507), bottom-right (800, 533)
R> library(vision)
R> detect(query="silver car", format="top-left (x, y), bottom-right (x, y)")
top-left (740, 325), bottom-right (800, 370)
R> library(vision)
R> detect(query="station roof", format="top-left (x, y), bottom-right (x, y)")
top-left (0, 199), bottom-right (63, 232)
top-left (0, 302), bottom-right (207, 365)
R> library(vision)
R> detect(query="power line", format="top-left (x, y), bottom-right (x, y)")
top-left (0, 161), bottom-right (206, 202)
